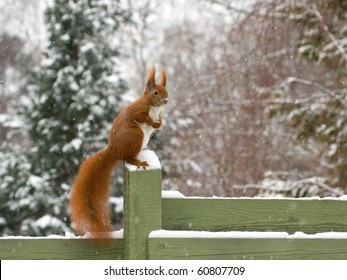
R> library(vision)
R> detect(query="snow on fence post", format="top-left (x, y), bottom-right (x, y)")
top-left (123, 150), bottom-right (162, 260)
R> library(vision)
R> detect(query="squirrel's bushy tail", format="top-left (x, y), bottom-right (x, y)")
top-left (69, 148), bottom-right (118, 238)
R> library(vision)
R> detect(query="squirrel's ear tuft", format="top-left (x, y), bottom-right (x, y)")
top-left (161, 67), bottom-right (166, 87)
top-left (146, 66), bottom-right (156, 92)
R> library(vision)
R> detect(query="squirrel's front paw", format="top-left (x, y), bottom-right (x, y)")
top-left (152, 121), bottom-right (161, 129)
top-left (138, 161), bottom-right (149, 170)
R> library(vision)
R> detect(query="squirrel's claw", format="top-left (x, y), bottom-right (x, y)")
top-left (137, 160), bottom-right (149, 170)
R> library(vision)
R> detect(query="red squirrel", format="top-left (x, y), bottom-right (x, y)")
top-left (69, 66), bottom-right (168, 238)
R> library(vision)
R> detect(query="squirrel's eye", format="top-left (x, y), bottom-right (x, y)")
top-left (153, 91), bottom-right (159, 96)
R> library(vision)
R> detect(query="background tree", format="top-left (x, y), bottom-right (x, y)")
top-left (260, 0), bottom-right (347, 190)
top-left (153, 2), bottom-right (319, 196)
top-left (0, 0), bottom-right (131, 236)
top-left (0, 34), bottom-right (35, 143)
top-left (152, 0), bottom-right (346, 197)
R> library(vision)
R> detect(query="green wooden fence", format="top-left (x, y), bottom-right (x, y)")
top-left (1, 166), bottom-right (347, 260)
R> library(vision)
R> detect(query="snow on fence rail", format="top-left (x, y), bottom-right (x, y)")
top-left (1, 164), bottom-right (347, 260)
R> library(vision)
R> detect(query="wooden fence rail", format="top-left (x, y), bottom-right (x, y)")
top-left (1, 165), bottom-right (347, 260)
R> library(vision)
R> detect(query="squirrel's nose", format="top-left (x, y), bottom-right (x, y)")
top-left (164, 98), bottom-right (168, 104)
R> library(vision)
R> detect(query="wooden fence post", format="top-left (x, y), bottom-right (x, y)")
top-left (123, 167), bottom-right (162, 260)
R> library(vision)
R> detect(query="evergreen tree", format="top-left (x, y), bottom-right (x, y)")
top-left (26, 0), bottom-right (130, 186)
top-left (0, 0), bottom-right (131, 236)
top-left (265, 0), bottom-right (347, 189)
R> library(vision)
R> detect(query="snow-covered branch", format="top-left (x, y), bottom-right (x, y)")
top-left (232, 177), bottom-right (345, 197)
top-left (282, 77), bottom-right (347, 109)
top-left (209, 0), bottom-right (252, 14)
top-left (213, 94), bottom-right (328, 107)
top-left (311, 4), bottom-right (347, 67)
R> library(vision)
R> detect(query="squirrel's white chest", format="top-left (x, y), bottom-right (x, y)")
top-left (148, 105), bottom-right (163, 121)
top-left (139, 106), bottom-right (163, 150)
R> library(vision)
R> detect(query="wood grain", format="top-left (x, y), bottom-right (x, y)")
top-left (0, 238), bottom-right (123, 260)
top-left (149, 237), bottom-right (347, 260)
top-left (123, 167), bottom-right (162, 259)
top-left (162, 198), bottom-right (347, 233)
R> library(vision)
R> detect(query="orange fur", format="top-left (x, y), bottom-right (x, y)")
top-left (161, 67), bottom-right (166, 87)
top-left (69, 67), bottom-right (168, 239)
